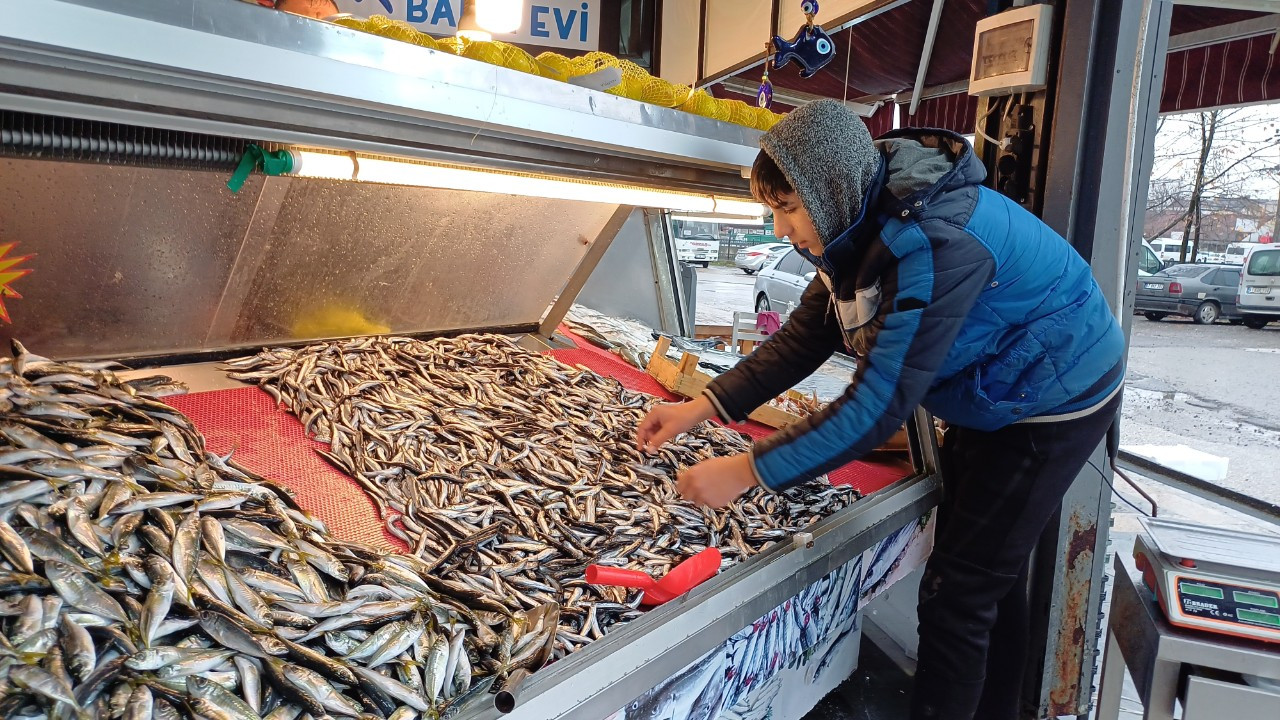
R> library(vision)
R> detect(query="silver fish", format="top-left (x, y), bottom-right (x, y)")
top-left (140, 562), bottom-right (176, 648)
top-left (279, 660), bottom-right (364, 717)
top-left (186, 675), bottom-right (261, 720)
top-left (108, 492), bottom-right (203, 515)
top-left (197, 610), bottom-right (285, 659)
top-left (45, 559), bottom-right (128, 622)
top-left (171, 510), bottom-right (201, 584)
top-left (223, 564), bottom-right (273, 628)
top-left (153, 649), bottom-right (236, 679)
top-left (10, 594), bottom-right (43, 645)
top-left (424, 633), bottom-right (450, 703)
top-left (0, 516), bottom-right (34, 573)
top-left (350, 665), bottom-right (431, 712)
top-left (124, 684), bottom-right (154, 720)
top-left (10, 663), bottom-right (81, 710)
top-left (234, 655), bottom-right (263, 713)
top-left (59, 613), bottom-right (97, 682)
top-left (201, 516), bottom-right (227, 564)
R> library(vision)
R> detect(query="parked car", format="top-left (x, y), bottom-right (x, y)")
top-left (753, 249), bottom-right (815, 317)
top-left (734, 242), bottom-right (791, 274)
top-left (1135, 263), bottom-right (1242, 324)
top-left (1238, 245), bottom-right (1280, 329)
top-left (675, 234), bottom-right (718, 267)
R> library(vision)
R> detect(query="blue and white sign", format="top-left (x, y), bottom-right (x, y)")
top-left (334, 0), bottom-right (601, 52)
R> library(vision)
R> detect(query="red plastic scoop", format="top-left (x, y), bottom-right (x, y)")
top-left (585, 547), bottom-right (723, 606)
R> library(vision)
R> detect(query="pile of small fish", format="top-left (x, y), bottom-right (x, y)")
top-left (0, 340), bottom-right (546, 719)
top-left (226, 335), bottom-right (858, 656)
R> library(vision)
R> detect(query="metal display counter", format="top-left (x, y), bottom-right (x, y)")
top-left (0, 2), bottom-right (941, 718)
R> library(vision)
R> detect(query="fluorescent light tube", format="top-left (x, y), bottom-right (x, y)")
top-left (288, 150), bottom-right (766, 217)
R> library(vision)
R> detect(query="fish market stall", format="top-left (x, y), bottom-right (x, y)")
top-left (0, 2), bottom-right (941, 719)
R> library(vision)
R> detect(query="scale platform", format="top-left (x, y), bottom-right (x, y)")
top-left (1134, 517), bottom-right (1280, 644)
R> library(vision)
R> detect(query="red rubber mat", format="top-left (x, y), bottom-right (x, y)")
top-left (555, 329), bottom-right (911, 496)
top-left (165, 331), bottom-right (909, 549)
top-left (166, 388), bottom-right (408, 552)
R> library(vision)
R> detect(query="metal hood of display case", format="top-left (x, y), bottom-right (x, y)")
top-left (0, 0), bottom-right (760, 195)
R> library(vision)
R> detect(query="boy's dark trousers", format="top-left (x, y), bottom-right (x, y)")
top-left (909, 393), bottom-right (1122, 720)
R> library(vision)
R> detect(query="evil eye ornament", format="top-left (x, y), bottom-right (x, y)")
top-left (771, 24), bottom-right (837, 78)
top-left (757, 79), bottom-right (774, 109)
top-left (802, 1), bottom-right (820, 16)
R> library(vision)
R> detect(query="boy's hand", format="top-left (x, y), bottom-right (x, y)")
top-left (636, 396), bottom-right (717, 452)
top-left (677, 454), bottom-right (758, 509)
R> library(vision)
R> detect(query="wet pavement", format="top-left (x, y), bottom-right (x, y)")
top-left (695, 265), bottom-right (761, 326)
top-left (1123, 316), bottom-right (1280, 505)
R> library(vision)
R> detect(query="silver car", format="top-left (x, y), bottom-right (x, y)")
top-left (753, 249), bottom-right (815, 317)
top-left (733, 242), bottom-right (791, 275)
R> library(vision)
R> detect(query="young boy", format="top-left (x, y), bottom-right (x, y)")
top-left (636, 99), bottom-right (1125, 720)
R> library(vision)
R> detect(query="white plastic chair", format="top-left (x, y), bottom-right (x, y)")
top-left (730, 311), bottom-right (771, 355)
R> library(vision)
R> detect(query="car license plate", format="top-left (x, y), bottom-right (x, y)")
top-left (1248, 286), bottom-right (1270, 294)
top-left (1144, 283), bottom-right (1163, 290)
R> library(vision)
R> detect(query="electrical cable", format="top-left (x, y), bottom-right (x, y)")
top-left (974, 96), bottom-right (1010, 149)
top-left (1093, 420), bottom-right (1157, 518)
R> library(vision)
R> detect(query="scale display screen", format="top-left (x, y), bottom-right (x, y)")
top-left (1235, 591), bottom-right (1279, 609)
top-left (1176, 575), bottom-right (1280, 633)
top-left (1181, 582), bottom-right (1224, 600)
top-left (1237, 608), bottom-right (1280, 627)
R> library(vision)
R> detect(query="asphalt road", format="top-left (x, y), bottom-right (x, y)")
top-left (695, 266), bottom-right (1280, 506)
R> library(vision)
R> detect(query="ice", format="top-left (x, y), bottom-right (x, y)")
top-left (1121, 443), bottom-right (1230, 482)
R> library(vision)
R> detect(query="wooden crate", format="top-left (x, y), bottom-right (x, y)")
top-left (645, 337), bottom-right (919, 450)
top-left (646, 337), bottom-right (805, 429)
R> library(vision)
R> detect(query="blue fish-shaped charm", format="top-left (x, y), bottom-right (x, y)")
top-left (772, 24), bottom-right (836, 79)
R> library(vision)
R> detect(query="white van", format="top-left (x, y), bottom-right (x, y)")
top-left (1149, 237), bottom-right (1187, 263)
top-left (1226, 241), bottom-right (1266, 265)
top-left (1238, 245), bottom-right (1280, 329)
top-left (1137, 239), bottom-right (1164, 277)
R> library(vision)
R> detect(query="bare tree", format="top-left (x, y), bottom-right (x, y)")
top-left (1146, 108), bottom-right (1280, 261)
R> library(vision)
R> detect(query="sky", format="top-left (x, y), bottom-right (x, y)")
top-left (1149, 102), bottom-right (1280, 202)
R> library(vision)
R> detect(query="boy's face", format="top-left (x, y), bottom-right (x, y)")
top-left (768, 192), bottom-right (822, 256)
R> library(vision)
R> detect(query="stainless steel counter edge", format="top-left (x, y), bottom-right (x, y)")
top-left (0, 0), bottom-right (760, 181)
top-left (459, 472), bottom-right (941, 720)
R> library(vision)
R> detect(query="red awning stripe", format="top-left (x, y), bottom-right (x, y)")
top-left (898, 92), bottom-right (979, 135)
top-left (863, 101), bottom-right (895, 138)
top-left (1163, 34), bottom-right (1280, 113)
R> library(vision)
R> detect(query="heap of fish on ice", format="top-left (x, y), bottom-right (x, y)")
top-left (0, 341), bottom-right (548, 719)
top-left (226, 335), bottom-right (859, 656)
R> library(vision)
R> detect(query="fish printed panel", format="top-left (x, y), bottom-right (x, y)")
top-left (610, 514), bottom-right (933, 720)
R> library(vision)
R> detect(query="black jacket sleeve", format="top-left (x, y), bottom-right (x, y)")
top-left (702, 275), bottom-right (844, 423)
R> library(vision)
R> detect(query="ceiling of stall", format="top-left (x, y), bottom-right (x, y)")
top-left (708, 1), bottom-right (1280, 133)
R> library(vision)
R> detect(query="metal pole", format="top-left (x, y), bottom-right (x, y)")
top-left (908, 0), bottom-right (947, 117)
top-left (538, 206), bottom-right (636, 338)
top-left (1030, 0), bottom-right (1173, 717)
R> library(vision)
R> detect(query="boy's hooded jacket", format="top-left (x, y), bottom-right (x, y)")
top-left (704, 100), bottom-right (1125, 491)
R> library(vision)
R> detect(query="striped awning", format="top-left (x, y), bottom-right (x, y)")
top-left (898, 93), bottom-right (979, 135)
top-left (864, 101), bottom-right (896, 138)
top-left (1163, 33), bottom-right (1280, 113)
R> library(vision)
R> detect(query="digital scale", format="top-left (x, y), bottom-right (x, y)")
top-left (1134, 517), bottom-right (1280, 644)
